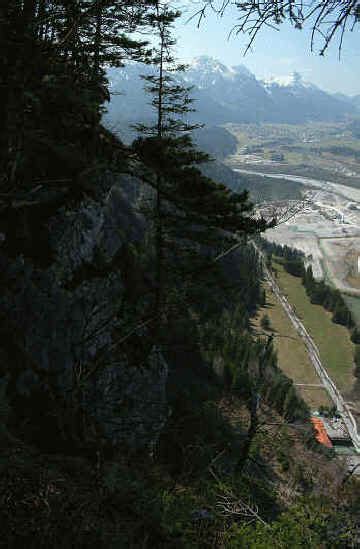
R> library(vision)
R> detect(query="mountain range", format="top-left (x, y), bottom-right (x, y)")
top-left (104, 55), bottom-right (359, 132)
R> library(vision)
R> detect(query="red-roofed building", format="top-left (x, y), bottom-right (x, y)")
top-left (311, 417), bottom-right (333, 448)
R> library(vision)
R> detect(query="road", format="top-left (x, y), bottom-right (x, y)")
top-left (257, 248), bottom-right (360, 453)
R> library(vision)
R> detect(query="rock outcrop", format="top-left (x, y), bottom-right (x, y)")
top-left (0, 172), bottom-right (168, 453)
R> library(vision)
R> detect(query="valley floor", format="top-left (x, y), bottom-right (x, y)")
top-left (224, 122), bottom-right (360, 326)
top-left (272, 261), bottom-right (357, 405)
top-left (225, 122), bottom-right (360, 189)
top-left (253, 283), bottom-right (332, 410)
top-left (233, 167), bottom-right (360, 327)
top-left (254, 257), bottom-right (360, 474)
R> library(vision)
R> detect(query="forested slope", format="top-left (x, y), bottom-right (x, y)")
top-left (0, 2), bottom-right (359, 547)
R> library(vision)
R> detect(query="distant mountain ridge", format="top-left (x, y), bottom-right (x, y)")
top-left (104, 55), bottom-right (358, 130)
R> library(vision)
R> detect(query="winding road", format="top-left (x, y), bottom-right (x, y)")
top-left (257, 247), bottom-right (360, 453)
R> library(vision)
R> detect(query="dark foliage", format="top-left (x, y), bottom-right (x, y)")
top-left (1, 3), bottom-right (359, 548)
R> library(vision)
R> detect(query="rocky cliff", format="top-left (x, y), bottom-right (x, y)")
top-left (0, 172), bottom-right (168, 454)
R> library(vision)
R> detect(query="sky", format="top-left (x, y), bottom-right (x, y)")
top-left (173, 2), bottom-right (360, 96)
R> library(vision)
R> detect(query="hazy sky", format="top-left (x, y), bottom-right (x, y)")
top-left (174, 3), bottom-right (360, 96)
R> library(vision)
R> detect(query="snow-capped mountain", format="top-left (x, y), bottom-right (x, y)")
top-left (263, 72), bottom-right (314, 89)
top-left (184, 56), bottom-right (253, 88)
top-left (262, 71), bottom-right (353, 123)
top-left (103, 56), bottom-right (355, 132)
top-left (182, 56), bottom-right (271, 123)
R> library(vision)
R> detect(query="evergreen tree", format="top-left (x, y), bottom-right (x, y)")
top-left (0, 1), bottom-right (152, 198)
top-left (0, 1), bottom-right (155, 263)
top-left (133, 1), bottom-right (266, 324)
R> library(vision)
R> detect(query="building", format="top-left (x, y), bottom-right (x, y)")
top-left (310, 417), bottom-right (333, 448)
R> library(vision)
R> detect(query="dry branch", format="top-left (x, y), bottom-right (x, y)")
top-left (195, 1), bottom-right (360, 55)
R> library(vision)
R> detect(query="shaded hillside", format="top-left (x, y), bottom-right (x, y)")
top-left (1, 3), bottom-right (360, 548)
top-left (193, 126), bottom-right (238, 160)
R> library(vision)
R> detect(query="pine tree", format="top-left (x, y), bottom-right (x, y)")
top-left (133, 1), bottom-right (266, 324)
top-left (133, 1), bottom-right (202, 316)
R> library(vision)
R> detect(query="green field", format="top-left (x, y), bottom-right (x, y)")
top-left (273, 262), bottom-right (356, 399)
top-left (254, 287), bottom-right (332, 409)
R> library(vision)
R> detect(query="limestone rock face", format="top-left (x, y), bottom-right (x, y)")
top-left (0, 173), bottom-right (168, 453)
top-left (48, 174), bottom-right (146, 281)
